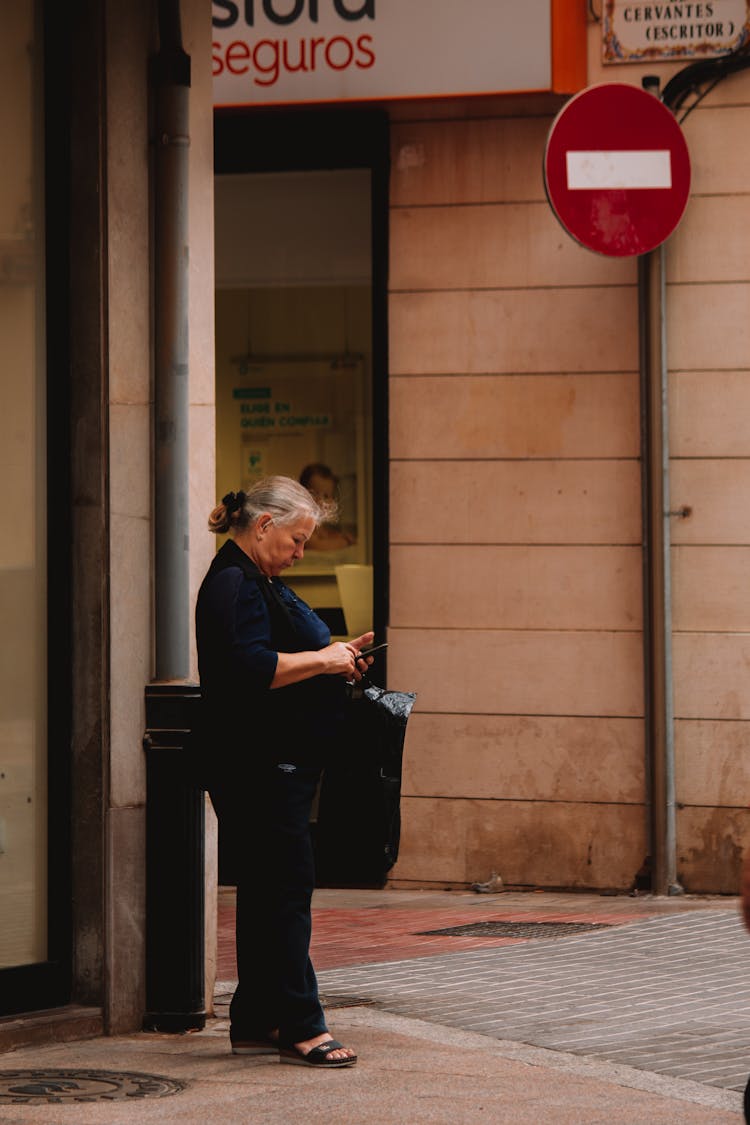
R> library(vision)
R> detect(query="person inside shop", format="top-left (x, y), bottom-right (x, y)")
top-left (299, 462), bottom-right (357, 551)
top-left (195, 476), bottom-right (373, 1067)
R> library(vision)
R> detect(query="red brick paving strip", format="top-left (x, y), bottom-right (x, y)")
top-left (217, 905), bottom-right (646, 979)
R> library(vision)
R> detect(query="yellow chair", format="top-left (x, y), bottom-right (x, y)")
top-left (334, 564), bottom-right (373, 638)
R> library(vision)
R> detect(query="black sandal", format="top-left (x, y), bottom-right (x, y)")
top-left (279, 1039), bottom-right (357, 1068)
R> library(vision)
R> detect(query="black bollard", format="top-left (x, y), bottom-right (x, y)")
top-left (143, 682), bottom-right (206, 1031)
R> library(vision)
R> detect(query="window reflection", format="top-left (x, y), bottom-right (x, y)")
top-left (0, 0), bottom-right (47, 969)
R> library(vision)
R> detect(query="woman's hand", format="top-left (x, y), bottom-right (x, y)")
top-left (348, 631), bottom-right (375, 680)
top-left (319, 641), bottom-right (360, 679)
top-left (271, 631), bottom-right (376, 688)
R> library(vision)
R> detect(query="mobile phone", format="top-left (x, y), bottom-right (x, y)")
top-left (357, 642), bottom-right (388, 659)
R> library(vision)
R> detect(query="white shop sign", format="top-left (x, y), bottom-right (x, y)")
top-left (213, 0), bottom-right (554, 107)
top-left (603, 0), bottom-right (750, 63)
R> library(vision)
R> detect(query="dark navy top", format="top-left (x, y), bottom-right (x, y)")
top-left (195, 539), bottom-right (347, 771)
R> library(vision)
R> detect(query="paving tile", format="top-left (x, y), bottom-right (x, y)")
top-left (317, 910), bottom-right (750, 1092)
top-left (217, 888), bottom-right (748, 1097)
top-left (219, 898), bottom-right (642, 977)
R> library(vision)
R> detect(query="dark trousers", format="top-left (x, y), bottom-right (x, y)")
top-left (210, 763), bottom-right (327, 1046)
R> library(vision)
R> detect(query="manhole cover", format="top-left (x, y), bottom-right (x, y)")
top-left (417, 921), bottom-right (610, 939)
top-left (0, 1069), bottom-right (185, 1105)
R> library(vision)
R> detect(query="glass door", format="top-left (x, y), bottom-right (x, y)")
top-left (0, 0), bottom-right (47, 976)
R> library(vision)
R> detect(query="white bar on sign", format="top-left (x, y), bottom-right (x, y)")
top-left (566, 150), bottom-right (672, 190)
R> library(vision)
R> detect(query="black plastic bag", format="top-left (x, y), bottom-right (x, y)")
top-left (314, 680), bottom-right (416, 888)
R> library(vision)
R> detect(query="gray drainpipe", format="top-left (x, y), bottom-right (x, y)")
top-left (638, 236), bottom-right (681, 896)
top-left (154, 0), bottom-right (191, 679)
top-left (638, 76), bottom-right (682, 897)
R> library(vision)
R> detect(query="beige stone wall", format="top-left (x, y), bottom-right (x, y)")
top-left (668, 70), bottom-right (750, 892)
top-left (589, 20), bottom-right (750, 891)
top-left (387, 103), bottom-right (646, 891)
top-left (105, 0), bottom-right (215, 1029)
top-left (388, 19), bottom-right (750, 892)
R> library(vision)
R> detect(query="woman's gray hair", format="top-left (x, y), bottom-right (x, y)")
top-left (208, 475), bottom-right (336, 535)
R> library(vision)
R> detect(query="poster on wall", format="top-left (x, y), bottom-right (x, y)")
top-left (212, 0), bottom-right (554, 106)
top-left (234, 359), bottom-right (367, 573)
top-left (603, 0), bottom-right (750, 62)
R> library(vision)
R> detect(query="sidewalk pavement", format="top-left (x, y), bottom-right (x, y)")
top-left (0, 888), bottom-right (746, 1123)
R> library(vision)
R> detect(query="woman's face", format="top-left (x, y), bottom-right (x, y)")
top-left (255, 513), bottom-right (316, 576)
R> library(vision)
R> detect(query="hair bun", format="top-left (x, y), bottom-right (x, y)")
top-left (222, 490), bottom-right (246, 516)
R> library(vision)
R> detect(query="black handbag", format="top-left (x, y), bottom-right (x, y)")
top-left (314, 677), bottom-right (416, 888)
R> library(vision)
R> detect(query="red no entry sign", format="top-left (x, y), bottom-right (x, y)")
top-left (544, 83), bottom-right (691, 257)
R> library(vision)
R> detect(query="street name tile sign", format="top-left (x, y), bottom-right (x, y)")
top-left (544, 82), bottom-right (691, 256)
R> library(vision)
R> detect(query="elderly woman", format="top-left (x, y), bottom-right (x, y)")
top-left (196, 476), bottom-right (373, 1068)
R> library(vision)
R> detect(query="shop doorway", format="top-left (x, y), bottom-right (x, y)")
top-left (214, 168), bottom-right (374, 632)
top-left (214, 109), bottom-right (389, 885)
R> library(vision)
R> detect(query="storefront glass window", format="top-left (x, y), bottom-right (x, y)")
top-left (0, 1), bottom-right (47, 968)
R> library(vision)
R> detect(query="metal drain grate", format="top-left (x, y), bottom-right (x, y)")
top-left (417, 920), bottom-right (611, 939)
top-left (0, 1069), bottom-right (185, 1105)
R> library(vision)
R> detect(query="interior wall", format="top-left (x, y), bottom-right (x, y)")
top-left (215, 170), bottom-right (371, 288)
top-left (215, 284), bottom-right (372, 612)
top-left (214, 168), bottom-right (374, 616)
